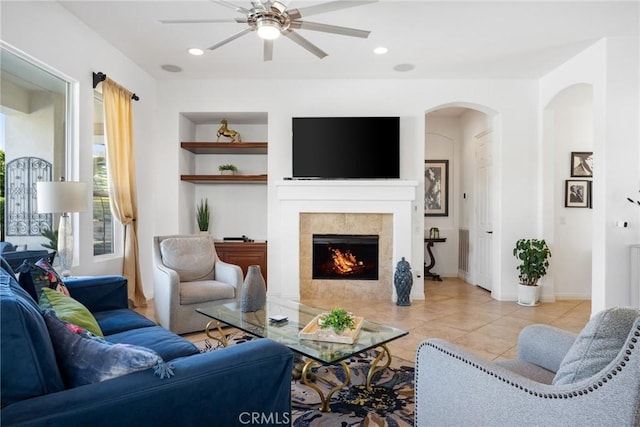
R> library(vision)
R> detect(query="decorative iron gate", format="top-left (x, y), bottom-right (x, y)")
top-left (6, 157), bottom-right (52, 236)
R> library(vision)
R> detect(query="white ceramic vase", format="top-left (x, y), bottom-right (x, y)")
top-left (517, 283), bottom-right (540, 306)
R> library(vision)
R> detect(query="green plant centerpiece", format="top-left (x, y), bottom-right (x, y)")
top-left (319, 307), bottom-right (355, 334)
top-left (196, 198), bottom-right (210, 232)
top-left (513, 238), bottom-right (551, 286)
top-left (218, 164), bottom-right (238, 174)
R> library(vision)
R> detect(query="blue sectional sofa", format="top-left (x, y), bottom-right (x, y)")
top-left (0, 260), bottom-right (293, 426)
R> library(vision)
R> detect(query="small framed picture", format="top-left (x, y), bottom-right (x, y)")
top-left (570, 151), bottom-right (593, 177)
top-left (425, 160), bottom-right (449, 217)
top-left (565, 179), bottom-right (591, 208)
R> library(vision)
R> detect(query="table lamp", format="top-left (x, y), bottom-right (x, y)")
top-left (36, 179), bottom-right (88, 277)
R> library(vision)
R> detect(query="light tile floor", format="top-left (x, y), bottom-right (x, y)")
top-left (301, 277), bottom-right (591, 363)
top-left (138, 277), bottom-right (591, 364)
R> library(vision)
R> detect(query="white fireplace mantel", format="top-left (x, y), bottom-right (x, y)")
top-left (270, 179), bottom-right (420, 301)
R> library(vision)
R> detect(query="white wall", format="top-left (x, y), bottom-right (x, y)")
top-left (4, 2), bottom-right (637, 309)
top-left (156, 79), bottom-right (539, 301)
top-left (548, 84), bottom-right (593, 300)
top-left (1, 2), bottom-right (158, 296)
top-left (540, 37), bottom-right (640, 313)
top-left (191, 122), bottom-right (268, 240)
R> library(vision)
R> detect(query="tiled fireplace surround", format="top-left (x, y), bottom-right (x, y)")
top-left (274, 180), bottom-right (420, 302)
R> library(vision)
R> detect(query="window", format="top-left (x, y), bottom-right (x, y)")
top-left (0, 46), bottom-right (69, 250)
top-left (93, 91), bottom-right (114, 256)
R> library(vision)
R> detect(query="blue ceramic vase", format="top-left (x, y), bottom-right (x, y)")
top-left (394, 257), bottom-right (413, 306)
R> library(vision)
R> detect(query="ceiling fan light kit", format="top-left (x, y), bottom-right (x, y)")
top-left (256, 17), bottom-right (282, 40)
top-left (161, 0), bottom-right (378, 61)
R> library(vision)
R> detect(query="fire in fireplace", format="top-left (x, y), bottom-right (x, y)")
top-left (312, 234), bottom-right (379, 280)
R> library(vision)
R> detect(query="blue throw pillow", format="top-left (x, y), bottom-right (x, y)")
top-left (43, 310), bottom-right (175, 388)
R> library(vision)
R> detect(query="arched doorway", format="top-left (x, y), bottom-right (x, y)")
top-left (425, 104), bottom-right (500, 297)
top-left (543, 83), bottom-right (594, 302)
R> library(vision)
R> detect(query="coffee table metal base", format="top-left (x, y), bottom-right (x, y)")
top-left (301, 359), bottom-right (350, 412)
top-left (196, 300), bottom-right (408, 413)
top-left (205, 319), bottom-right (229, 347)
top-left (300, 344), bottom-right (393, 413)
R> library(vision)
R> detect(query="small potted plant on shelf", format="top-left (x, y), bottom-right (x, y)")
top-left (319, 307), bottom-right (355, 334)
top-left (218, 164), bottom-right (238, 175)
top-left (196, 198), bottom-right (210, 233)
top-left (513, 238), bottom-right (551, 306)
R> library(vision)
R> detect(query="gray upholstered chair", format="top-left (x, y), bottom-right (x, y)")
top-left (152, 234), bottom-right (243, 335)
top-left (415, 307), bottom-right (640, 426)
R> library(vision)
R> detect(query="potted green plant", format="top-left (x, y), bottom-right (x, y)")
top-left (218, 164), bottom-right (238, 175)
top-left (319, 307), bottom-right (355, 334)
top-left (196, 198), bottom-right (210, 233)
top-left (40, 228), bottom-right (58, 251)
top-left (513, 238), bottom-right (551, 306)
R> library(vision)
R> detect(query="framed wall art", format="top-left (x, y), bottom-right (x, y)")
top-left (425, 160), bottom-right (449, 216)
top-left (565, 179), bottom-right (591, 208)
top-left (570, 151), bottom-right (593, 177)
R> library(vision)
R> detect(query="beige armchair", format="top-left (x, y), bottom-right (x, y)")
top-left (152, 235), bottom-right (243, 334)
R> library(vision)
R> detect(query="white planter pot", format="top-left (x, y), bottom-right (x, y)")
top-left (517, 284), bottom-right (540, 306)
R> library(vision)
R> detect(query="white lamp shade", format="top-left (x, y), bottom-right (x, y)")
top-left (36, 181), bottom-right (88, 214)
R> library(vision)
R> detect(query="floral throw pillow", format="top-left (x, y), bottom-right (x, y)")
top-left (35, 258), bottom-right (69, 296)
top-left (17, 258), bottom-right (69, 302)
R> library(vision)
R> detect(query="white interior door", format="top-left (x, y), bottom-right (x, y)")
top-left (475, 130), bottom-right (493, 291)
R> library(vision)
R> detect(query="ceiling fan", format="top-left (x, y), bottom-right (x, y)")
top-left (160, 0), bottom-right (378, 61)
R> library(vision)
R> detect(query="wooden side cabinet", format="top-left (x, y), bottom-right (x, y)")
top-left (214, 241), bottom-right (267, 287)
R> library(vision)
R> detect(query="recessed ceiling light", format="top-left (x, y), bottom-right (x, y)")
top-left (188, 48), bottom-right (204, 56)
top-left (161, 64), bottom-right (182, 73)
top-left (373, 47), bottom-right (388, 55)
top-left (393, 63), bottom-right (415, 72)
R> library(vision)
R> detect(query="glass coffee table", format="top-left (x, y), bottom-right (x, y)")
top-left (196, 297), bottom-right (408, 412)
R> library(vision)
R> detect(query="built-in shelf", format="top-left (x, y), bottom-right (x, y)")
top-left (181, 142), bottom-right (268, 155)
top-left (181, 174), bottom-right (268, 184)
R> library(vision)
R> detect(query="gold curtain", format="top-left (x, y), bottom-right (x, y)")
top-left (102, 78), bottom-right (146, 307)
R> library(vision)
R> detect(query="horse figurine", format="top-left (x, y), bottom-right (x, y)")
top-left (216, 119), bottom-right (241, 142)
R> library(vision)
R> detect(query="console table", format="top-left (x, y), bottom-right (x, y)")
top-left (424, 237), bottom-right (447, 281)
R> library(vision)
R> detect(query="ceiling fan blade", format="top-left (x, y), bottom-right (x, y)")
top-left (264, 39), bottom-right (274, 61)
top-left (210, 0), bottom-right (252, 14)
top-left (208, 28), bottom-right (254, 51)
top-left (259, 0), bottom-right (273, 10)
top-left (251, 1), bottom-right (266, 11)
top-left (271, 0), bottom-right (288, 14)
top-left (283, 30), bottom-right (328, 59)
top-left (289, 0), bottom-right (377, 19)
top-left (289, 20), bottom-right (370, 38)
top-left (160, 18), bottom-right (238, 24)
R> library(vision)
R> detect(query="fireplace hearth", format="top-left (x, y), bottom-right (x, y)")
top-left (312, 234), bottom-right (379, 280)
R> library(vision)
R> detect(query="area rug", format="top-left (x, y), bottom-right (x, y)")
top-left (193, 333), bottom-right (415, 426)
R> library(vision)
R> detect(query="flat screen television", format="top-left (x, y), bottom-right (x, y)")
top-left (292, 117), bottom-right (400, 179)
